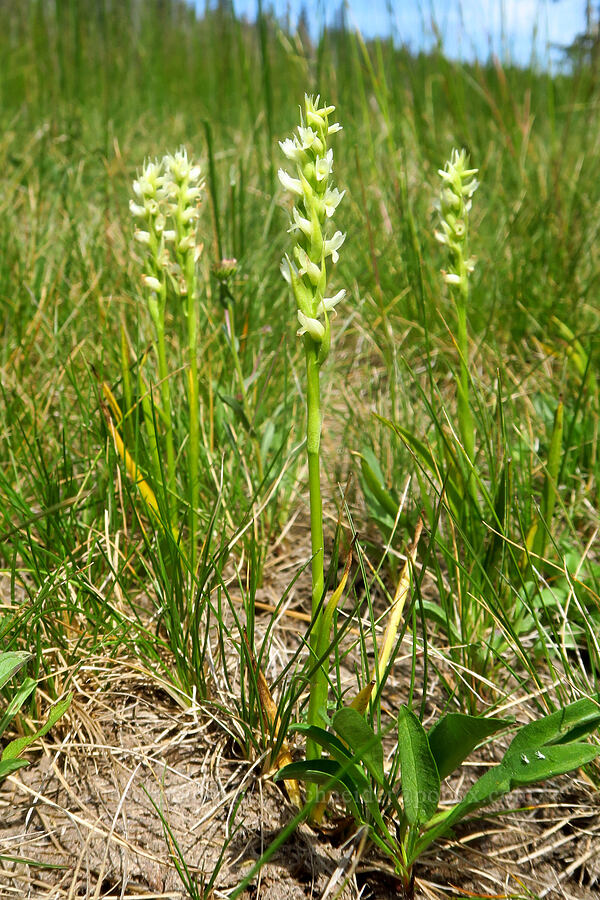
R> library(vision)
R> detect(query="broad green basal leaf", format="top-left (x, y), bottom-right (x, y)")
top-left (397, 706), bottom-right (440, 826)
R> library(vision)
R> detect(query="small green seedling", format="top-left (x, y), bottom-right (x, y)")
top-left (276, 697), bottom-right (600, 898)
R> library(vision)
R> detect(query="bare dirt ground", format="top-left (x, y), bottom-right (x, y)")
top-left (1, 523), bottom-right (600, 900)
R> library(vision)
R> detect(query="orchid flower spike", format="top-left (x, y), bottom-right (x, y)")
top-left (278, 94), bottom-right (345, 365)
top-left (131, 149), bottom-right (204, 313)
top-left (435, 148), bottom-right (478, 296)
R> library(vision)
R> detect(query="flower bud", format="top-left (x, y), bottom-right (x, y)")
top-left (212, 257), bottom-right (238, 282)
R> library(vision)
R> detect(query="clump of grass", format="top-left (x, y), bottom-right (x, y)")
top-left (258, 98), bottom-right (600, 900)
top-left (356, 140), bottom-right (600, 713)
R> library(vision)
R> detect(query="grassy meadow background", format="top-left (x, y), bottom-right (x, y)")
top-left (1, 0), bottom-right (600, 897)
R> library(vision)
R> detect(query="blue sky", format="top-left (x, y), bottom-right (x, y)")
top-left (225, 0), bottom-right (589, 66)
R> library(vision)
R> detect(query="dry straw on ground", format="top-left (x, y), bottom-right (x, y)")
top-left (1, 526), bottom-right (599, 900)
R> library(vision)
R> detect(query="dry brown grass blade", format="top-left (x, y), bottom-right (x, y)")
top-left (242, 630), bottom-right (301, 808)
top-left (320, 824), bottom-right (368, 900)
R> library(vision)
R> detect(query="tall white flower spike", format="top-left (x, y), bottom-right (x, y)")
top-left (278, 94), bottom-right (345, 365)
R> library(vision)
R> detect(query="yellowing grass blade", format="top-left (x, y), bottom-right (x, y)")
top-left (100, 379), bottom-right (124, 427)
top-left (102, 403), bottom-right (160, 519)
top-left (376, 518), bottom-right (423, 683)
top-left (349, 680), bottom-right (375, 715)
top-left (98, 388), bottom-right (178, 543)
top-left (345, 521), bottom-right (422, 716)
top-left (243, 631), bottom-right (301, 808)
top-left (317, 546), bottom-right (353, 653)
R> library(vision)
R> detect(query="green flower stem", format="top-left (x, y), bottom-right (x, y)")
top-left (304, 338), bottom-right (325, 765)
top-left (131, 150), bottom-right (205, 554)
top-left (161, 148), bottom-right (204, 575)
top-left (155, 314), bottom-right (177, 522)
top-left (455, 292), bottom-right (474, 479)
top-left (305, 343), bottom-right (324, 616)
top-left (186, 269), bottom-right (199, 575)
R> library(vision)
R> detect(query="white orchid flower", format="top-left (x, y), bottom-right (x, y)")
top-left (297, 311), bottom-right (325, 340)
top-left (323, 230), bottom-right (345, 263)
top-left (278, 168), bottom-right (303, 196)
top-left (315, 149), bottom-right (333, 182)
top-left (324, 187), bottom-right (344, 218)
top-left (290, 207), bottom-right (312, 239)
top-left (295, 247), bottom-right (321, 283)
top-left (279, 137), bottom-right (303, 162)
top-left (317, 289), bottom-right (345, 317)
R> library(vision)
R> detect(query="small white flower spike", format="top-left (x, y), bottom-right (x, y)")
top-left (435, 147), bottom-right (479, 473)
top-left (436, 148), bottom-right (478, 280)
top-left (131, 148), bottom-right (204, 305)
